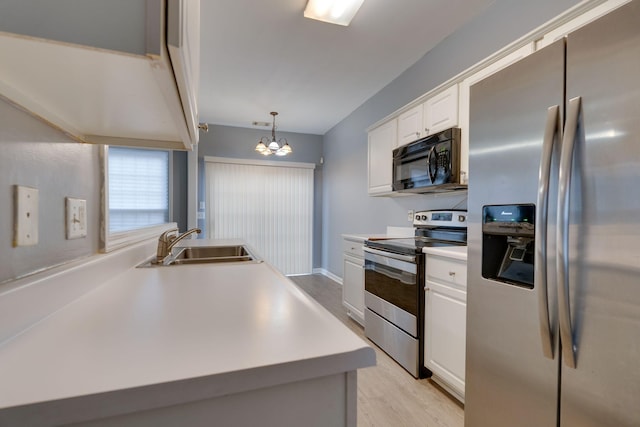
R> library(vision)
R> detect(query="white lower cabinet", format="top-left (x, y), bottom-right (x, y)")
top-left (342, 237), bottom-right (365, 325)
top-left (424, 252), bottom-right (467, 403)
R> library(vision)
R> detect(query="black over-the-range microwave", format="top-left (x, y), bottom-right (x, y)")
top-left (392, 127), bottom-right (465, 193)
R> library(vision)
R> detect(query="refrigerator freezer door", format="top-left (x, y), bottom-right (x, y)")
top-left (465, 40), bottom-right (564, 427)
top-left (560, 2), bottom-right (640, 426)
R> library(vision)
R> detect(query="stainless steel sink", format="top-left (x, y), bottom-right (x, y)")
top-left (137, 245), bottom-right (262, 267)
top-left (170, 245), bottom-right (257, 264)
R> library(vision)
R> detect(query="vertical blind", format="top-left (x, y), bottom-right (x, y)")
top-left (108, 147), bottom-right (169, 233)
top-left (206, 159), bottom-right (314, 275)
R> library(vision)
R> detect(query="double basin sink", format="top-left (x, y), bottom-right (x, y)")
top-left (139, 244), bottom-right (262, 267)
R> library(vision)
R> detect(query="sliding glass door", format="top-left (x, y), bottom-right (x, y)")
top-left (205, 158), bottom-right (314, 275)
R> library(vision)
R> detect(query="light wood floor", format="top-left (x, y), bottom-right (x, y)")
top-left (289, 274), bottom-right (464, 427)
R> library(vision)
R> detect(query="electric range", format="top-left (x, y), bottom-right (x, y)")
top-left (363, 210), bottom-right (467, 378)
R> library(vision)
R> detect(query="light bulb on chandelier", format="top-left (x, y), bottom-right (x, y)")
top-left (255, 112), bottom-right (292, 156)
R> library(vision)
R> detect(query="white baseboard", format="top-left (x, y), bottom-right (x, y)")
top-left (313, 268), bottom-right (342, 285)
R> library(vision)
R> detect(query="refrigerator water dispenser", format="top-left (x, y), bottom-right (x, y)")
top-left (481, 204), bottom-right (535, 288)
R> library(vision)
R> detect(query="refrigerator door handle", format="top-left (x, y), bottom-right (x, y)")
top-left (557, 96), bottom-right (581, 369)
top-left (536, 105), bottom-right (560, 359)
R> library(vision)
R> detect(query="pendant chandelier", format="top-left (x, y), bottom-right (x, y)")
top-left (255, 112), bottom-right (292, 156)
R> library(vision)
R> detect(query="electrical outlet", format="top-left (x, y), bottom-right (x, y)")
top-left (66, 197), bottom-right (87, 239)
top-left (13, 185), bottom-right (39, 246)
top-left (408, 209), bottom-right (415, 221)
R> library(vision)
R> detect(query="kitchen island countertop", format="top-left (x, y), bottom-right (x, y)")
top-left (0, 240), bottom-right (375, 426)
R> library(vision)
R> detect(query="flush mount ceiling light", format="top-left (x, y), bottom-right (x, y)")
top-left (304, 0), bottom-right (365, 26)
top-left (254, 112), bottom-right (292, 157)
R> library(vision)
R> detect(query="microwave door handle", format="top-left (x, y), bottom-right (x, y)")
top-left (557, 96), bottom-right (581, 369)
top-left (427, 146), bottom-right (437, 182)
top-left (536, 105), bottom-right (560, 360)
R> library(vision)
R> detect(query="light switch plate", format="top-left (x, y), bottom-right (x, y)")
top-left (13, 185), bottom-right (39, 246)
top-left (66, 197), bottom-right (87, 239)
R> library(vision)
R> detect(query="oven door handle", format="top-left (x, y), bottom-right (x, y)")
top-left (364, 247), bottom-right (416, 263)
top-left (364, 249), bottom-right (417, 276)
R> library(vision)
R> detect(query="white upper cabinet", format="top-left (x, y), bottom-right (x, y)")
top-left (368, 119), bottom-right (397, 195)
top-left (0, 0), bottom-right (200, 150)
top-left (167, 0), bottom-right (200, 146)
top-left (397, 85), bottom-right (459, 149)
top-left (423, 84), bottom-right (458, 136)
top-left (397, 104), bottom-right (424, 146)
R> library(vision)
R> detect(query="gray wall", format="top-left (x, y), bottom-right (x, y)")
top-left (0, 101), bottom-right (188, 284)
top-left (197, 124), bottom-right (324, 268)
top-left (0, 100), bottom-right (101, 283)
top-left (172, 151), bottom-right (188, 232)
top-left (321, 0), bottom-right (582, 276)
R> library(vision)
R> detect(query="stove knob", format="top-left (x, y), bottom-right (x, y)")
top-left (421, 215), bottom-right (428, 221)
top-left (414, 214), bottom-right (420, 221)
top-left (458, 215), bottom-right (466, 222)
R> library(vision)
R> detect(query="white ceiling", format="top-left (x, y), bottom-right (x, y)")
top-left (198, 0), bottom-right (493, 135)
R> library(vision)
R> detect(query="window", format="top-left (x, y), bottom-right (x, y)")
top-left (108, 147), bottom-right (169, 232)
top-left (102, 146), bottom-right (174, 252)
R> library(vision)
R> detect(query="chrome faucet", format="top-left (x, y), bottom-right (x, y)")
top-left (156, 227), bottom-right (202, 263)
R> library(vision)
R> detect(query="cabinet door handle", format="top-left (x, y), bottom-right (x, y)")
top-left (415, 132), bottom-right (420, 137)
top-left (449, 271), bottom-right (456, 277)
top-left (424, 127), bottom-right (430, 134)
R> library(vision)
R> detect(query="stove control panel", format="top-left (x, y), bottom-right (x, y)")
top-left (414, 210), bottom-right (467, 228)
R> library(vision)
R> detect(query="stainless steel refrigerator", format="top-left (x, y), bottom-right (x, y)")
top-left (466, 2), bottom-right (640, 426)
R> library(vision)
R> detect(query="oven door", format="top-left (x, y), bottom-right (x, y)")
top-left (364, 247), bottom-right (418, 336)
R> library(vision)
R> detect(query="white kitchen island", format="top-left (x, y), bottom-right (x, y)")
top-left (0, 240), bottom-right (375, 426)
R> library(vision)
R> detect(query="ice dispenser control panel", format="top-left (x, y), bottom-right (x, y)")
top-left (482, 204), bottom-right (535, 288)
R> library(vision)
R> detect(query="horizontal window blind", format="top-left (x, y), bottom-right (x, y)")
top-left (108, 147), bottom-right (169, 233)
top-left (206, 159), bottom-right (313, 275)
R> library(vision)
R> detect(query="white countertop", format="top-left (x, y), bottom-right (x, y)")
top-left (0, 241), bottom-right (375, 424)
top-left (342, 226), bottom-right (415, 242)
top-left (422, 245), bottom-right (468, 261)
top-left (342, 233), bottom-right (386, 242)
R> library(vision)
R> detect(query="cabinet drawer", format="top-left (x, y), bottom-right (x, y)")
top-left (342, 239), bottom-right (364, 258)
top-left (425, 255), bottom-right (467, 289)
